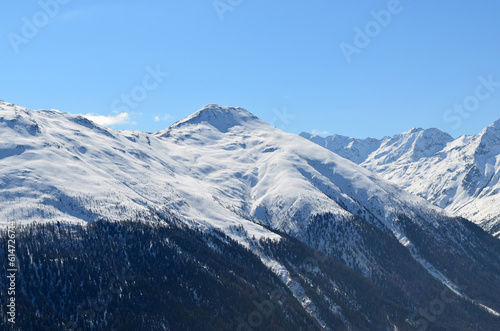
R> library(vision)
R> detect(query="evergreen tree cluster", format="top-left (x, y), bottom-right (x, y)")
top-left (0, 218), bottom-right (316, 330)
top-left (0, 213), bottom-right (499, 330)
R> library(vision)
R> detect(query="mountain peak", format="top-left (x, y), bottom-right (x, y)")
top-left (162, 104), bottom-right (263, 135)
top-left (404, 127), bottom-right (423, 135)
top-left (396, 127), bottom-right (452, 144)
top-left (401, 127), bottom-right (451, 138)
top-left (474, 118), bottom-right (500, 156)
top-left (489, 118), bottom-right (500, 130)
top-left (477, 118), bottom-right (500, 139)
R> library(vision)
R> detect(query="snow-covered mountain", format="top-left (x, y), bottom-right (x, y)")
top-left (299, 132), bottom-right (384, 164)
top-left (0, 101), bottom-right (444, 239)
top-left (2, 100), bottom-right (500, 330)
top-left (301, 123), bottom-right (500, 238)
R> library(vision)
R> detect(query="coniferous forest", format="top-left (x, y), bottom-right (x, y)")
top-left (2, 214), bottom-right (500, 330)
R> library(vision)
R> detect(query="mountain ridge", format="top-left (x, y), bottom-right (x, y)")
top-left (157, 104), bottom-right (263, 137)
top-left (301, 118), bottom-right (500, 238)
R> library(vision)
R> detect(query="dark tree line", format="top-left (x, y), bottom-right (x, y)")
top-left (1, 212), bottom-right (500, 330)
top-left (0, 218), bottom-right (317, 331)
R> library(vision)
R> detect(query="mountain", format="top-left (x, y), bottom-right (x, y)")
top-left (1, 100), bottom-right (500, 330)
top-left (299, 132), bottom-right (383, 164)
top-left (301, 123), bottom-right (500, 238)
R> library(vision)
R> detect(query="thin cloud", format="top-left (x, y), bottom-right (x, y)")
top-left (312, 129), bottom-right (329, 136)
top-left (84, 112), bottom-right (130, 126)
top-left (154, 114), bottom-right (171, 122)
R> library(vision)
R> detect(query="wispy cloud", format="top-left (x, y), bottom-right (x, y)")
top-left (84, 112), bottom-right (130, 126)
top-left (312, 129), bottom-right (329, 136)
top-left (154, 114), bottom-right (171, 122)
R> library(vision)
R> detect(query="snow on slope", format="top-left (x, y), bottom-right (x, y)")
top-left (0, 100), bottom-right (453, 257)
top-left (364, 124), bottom-right (500, 236)
top-left (0, 101), bottom-right (278, 241)
top-left (0, 101), bottom-right (475, 250)
top-left (158, 105), bottom-right (453, 238)
top-left (302, 124), bottom-right (500, 238)
top-left (299, 132), bottom-right (383, 164)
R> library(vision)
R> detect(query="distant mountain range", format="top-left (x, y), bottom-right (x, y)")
top-left (301, 120), bottom-right (500, 239)
top-left (1, 100), bottom-right (499, 330)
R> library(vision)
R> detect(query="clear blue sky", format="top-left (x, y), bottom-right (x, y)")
top-left (1, 0), bottom-right (499, 138)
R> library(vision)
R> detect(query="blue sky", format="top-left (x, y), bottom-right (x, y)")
top-left (1, 0), bottom-right (499, 138)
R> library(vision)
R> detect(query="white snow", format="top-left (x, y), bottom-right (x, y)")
top-left (302, 122), bottom-right (500, 237)
top-left (0, 101), bottom-right (457, 250)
